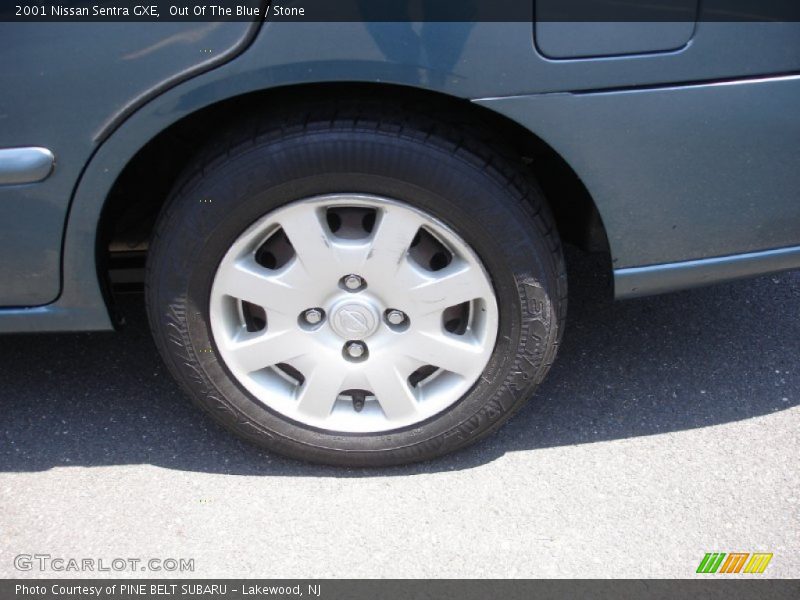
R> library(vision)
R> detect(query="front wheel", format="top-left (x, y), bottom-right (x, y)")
top-left (146, 106), bottom-right (566, 466)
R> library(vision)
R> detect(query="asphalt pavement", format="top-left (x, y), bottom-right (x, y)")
top-left (1, 250), bottom-right (798, 578)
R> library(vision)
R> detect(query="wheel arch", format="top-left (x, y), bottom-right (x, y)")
top-left (68, 82), bottom-right (611, 329)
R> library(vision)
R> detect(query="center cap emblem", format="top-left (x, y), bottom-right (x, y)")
top-left (330, 301), bottom-right (379, 340)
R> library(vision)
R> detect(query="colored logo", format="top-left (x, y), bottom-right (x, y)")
top-left (696, 552), bottom-right (773, 574)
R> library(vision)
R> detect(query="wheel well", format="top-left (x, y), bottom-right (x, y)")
top-left (99, 82), bottom-right (609, 292)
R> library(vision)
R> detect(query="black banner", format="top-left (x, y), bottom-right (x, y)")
top-left (3, 580), bottom-right (800, 600)
top-left (3, 0), bottom-right (800, 22)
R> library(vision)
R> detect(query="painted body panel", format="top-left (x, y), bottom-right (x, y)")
top-left (0, 22), bottom-right (256, 306)
top-left (0, 21), bottom-right (798, 330)
top-left (233, 21), bottom-right (800, 97)
top-left (476, 75), bottom-right (800, 268)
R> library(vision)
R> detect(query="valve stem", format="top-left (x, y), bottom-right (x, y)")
top-left (352, 390), bottom-right (366, 413)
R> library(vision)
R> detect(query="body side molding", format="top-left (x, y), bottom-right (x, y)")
top-left (615, 245), bottom-right (800, 298)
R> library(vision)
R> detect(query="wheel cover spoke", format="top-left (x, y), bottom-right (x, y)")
top-left (296, 361), bottom-right (348, 419)
top-left (225, 329), bottom-right (313, 374)
top-left (365, 206), bottom-right (427, 274)
top-left (406, 261), bottom-right (489, 316)
top-left (399, 330), bottom-right (485, 378)
top-left (216, 258), bottom-right (306, 316)
top-left (278, 205), bottom-right (336, 281)
top-left (209, 194), bottom-right (499, 433)
top-left (365, 357), bottom-right (419, 421)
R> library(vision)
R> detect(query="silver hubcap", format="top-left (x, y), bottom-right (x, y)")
top-left (209, 194), bottom-right (499, 433)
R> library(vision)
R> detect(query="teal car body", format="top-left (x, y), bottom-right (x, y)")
top-left (1, 16), bottom-right (799, 331)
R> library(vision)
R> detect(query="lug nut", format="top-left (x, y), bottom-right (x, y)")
top-left (386, 310), bottom-right (407, 326)
top-left (343, 274), bottom-right (364, 291)
top-left (345, 341), bottom-right (366, 359)
top-left (303, 308), bottom-right (323, 325)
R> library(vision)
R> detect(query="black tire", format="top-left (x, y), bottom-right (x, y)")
top-left (145, 102), bottom-right (567, 466)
